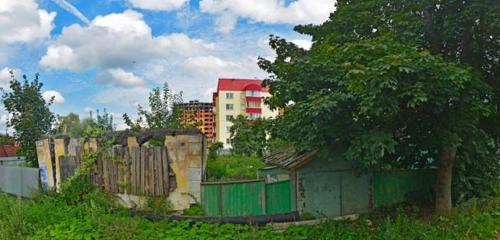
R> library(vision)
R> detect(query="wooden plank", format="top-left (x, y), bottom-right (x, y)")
top-left (150, 148), bottom-right (155, 196)
top-left (116, 147), bottom-right (122, 193)
top-left (102, 150), bottom-right (108, 191)
top-left (130, 147), bottom-right (135, 194)
top-left (135, 147), bottom-right (140, 195)
top-left (140, 147), bottom-right (145, 195)
top-left (156, 147), bottom-right (163, 196)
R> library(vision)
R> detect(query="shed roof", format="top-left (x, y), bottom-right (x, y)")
top-left (263, 148), bottom-right (317, 170)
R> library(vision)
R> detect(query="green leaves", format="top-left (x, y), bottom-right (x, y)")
top-left (1, 73), bottom-right (54, 166)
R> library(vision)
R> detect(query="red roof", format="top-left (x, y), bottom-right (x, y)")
top-left (0, 145), bottom-right (18, 158)
top-left (216, 78), bottom-right (269, 92)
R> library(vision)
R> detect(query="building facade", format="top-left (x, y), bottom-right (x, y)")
top-left (178, 100), bottom-right (215, 142)
top-left (213, 78), bottom-right (279, 149)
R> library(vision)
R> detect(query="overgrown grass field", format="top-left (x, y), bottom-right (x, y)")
top-left (0, 190), bottom-right (498, 240)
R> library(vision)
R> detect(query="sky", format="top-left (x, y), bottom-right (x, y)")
top-left (0, 0), bottom-right (336, 131)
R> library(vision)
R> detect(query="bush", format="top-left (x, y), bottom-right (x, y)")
top-left (206, 155), bottom-right (266, 181)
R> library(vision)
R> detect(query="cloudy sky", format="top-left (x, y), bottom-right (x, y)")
top-left (0, 0), bottom-right (336, 131)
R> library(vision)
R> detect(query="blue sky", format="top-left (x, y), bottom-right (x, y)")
top-left (0, 0), bottom-right (335, 130)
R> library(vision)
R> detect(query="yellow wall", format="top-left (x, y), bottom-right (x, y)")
top-left (215, 90), bottom-right (279, 149)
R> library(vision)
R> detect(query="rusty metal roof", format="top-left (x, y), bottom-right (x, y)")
top-left (263, 148), bottom-right (317, 170)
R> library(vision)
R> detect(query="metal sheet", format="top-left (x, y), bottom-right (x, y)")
top-left (0, 165), bottom-right (39, 197)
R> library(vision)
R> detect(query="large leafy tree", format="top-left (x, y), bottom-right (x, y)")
top-left (259, 0), bottom-right (498, 213)
top-left (2, 72), bottom-right (55, 167)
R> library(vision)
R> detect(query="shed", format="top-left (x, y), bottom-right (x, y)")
top-left (261, 147), bottom-right (371, 217)
top-left (261, 147), bottom-right (435, 218)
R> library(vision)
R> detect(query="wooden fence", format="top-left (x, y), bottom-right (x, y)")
top-left (60, 146), bottom-right (174, 197)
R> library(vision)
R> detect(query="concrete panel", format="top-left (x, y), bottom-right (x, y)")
top-left (36, 139), bottom-right (54, 190)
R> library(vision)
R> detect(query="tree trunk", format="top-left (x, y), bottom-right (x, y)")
top-left (435, 146), bottom-right (457, 214)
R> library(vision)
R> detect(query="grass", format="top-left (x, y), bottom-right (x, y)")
top-left (206, 155), bottom-right (266, 181)
top-left (0, 189), bottom-right (498, 240)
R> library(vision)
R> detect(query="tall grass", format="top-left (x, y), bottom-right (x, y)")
top-left (0, 191), bottom-right (498, 239)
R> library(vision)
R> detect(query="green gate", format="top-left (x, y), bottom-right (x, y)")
top-left (201, 180), bottom-right (292, 217)
top-left (265, 180), bottom-right (291, 214)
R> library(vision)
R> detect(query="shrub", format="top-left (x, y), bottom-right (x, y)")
top-left (206, 155), bottom-right (266, 181)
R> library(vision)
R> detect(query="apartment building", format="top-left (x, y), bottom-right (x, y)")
top-left (177, 100), bottom-right (215, 142)
top-left (213, 78), bottom-right (279, 149)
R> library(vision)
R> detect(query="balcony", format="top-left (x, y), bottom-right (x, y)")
top-left (246, 108), bottom-right (262, 114)
top-left (245, 96), bottom-right (262, 102)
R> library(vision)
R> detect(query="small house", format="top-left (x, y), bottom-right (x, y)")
top-left (260, 147), bottom-right (435, 218)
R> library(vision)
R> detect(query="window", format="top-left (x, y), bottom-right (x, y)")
top-left (226, 138), bottom-right (231, 144)
top-left (226, 127), bottom-right (231, 133)
top-left (225, 92), bottom-right (234, 99)
top-left (241, 104), bottom-right (246, 110)
top-left (226, 104), bottom-right (233, 110)
top-left (226, 115), bottom-right (234, 121)
top-left (246, 90), bottom-right (261, 97)
top-left (247, 113), bottom-right (261, 120)
top-left (247, 102), bottom-right (261, 108)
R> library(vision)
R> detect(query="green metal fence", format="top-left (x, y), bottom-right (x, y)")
top-left (201, 180), bottom-right (292, 217)
top-left (265, 180), bottom-right (292, 214)
top-left (373, 169), bottom-right (436, 208)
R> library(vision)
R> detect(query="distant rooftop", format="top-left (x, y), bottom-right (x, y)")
top-left (0, 145), bottom-right (18, 158)
top-left (216, 78), bottom-right (269, 92)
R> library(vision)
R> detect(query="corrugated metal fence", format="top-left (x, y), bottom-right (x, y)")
top-left (373, 169), bottom-right (436, 208)
top-left (201, 180), bottom-right (292, 217)
top-left (0, 165), bottom-right (39, 197)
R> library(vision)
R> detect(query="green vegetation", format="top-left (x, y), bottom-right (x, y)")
top-left (123, 83), bottom-right (199, 131)
top-left (1, 73), bottom-right (55, 167)
top-left (229, 115), bottom-right (287, 157)
top-left (206, 155), bottom-right (266, 181)
top-left (0, 191), bottom-right (498, 239)
top-left (54, 109), bottom-right (114, 138)
top-left (258, 0), bottom-right (500, 212)
top-left (0, 134), bottom-right (15, 145)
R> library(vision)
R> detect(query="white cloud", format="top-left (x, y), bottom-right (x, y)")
top-left (129, 0), bottom-right (188, 11)
top-left (51, 0), bottom-right (90, 24)
top-left (215, 13), bottom-right (237, 33)
top-left (42, 90), bottom-right (65, 104)
top-left (290, 39), bottom-right (312, 50)
top-left (0, 67), bottom-right (21, 88)
top-left (92, 86), bottom-right (150, 109)
top-left (200, 0), bottom-right (335, 32)
top-left (0, 0), bottom-right (56, 43)
top-left (40, 10), bottom-right (214, 71)
top-left (97, 68), bottom-right (145, 86)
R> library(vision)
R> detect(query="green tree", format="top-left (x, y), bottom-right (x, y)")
top-left (0, 134), bottom-right (15, 145)
top-left (82, 108), bottom-right (114, 138)
top-left (229, 115), bottom-right (270, 157)
top-left (208, 141), bottom-right (224, 161)
top-left (296, 0), bottom-right (500, 204)
top-left (1, 72), bottom-right (55, 166)
top-left (123, 83), bottom-right (195, 130)
top-left (54, 113), bottom-right (82, 137)
top-left (260, 33), bottom-right (492, 213)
